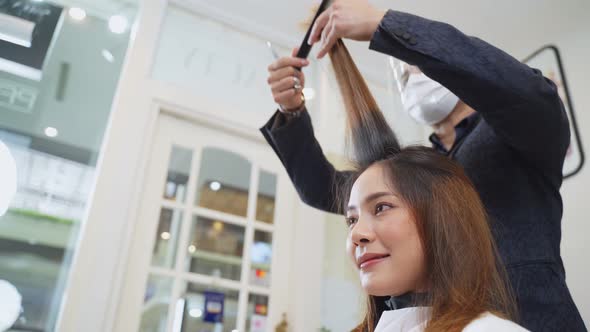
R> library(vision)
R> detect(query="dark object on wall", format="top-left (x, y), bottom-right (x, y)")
top-left (0, 1), bottom-right (63, 80)
top-left (55, 62), bottom-right (69, 101)
top-left (523, 45), bottom-right (585, 179)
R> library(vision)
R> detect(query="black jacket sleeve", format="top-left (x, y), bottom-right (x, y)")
top-left (260, 109), bottom-right (353, 214)
top-left (370, 10), bottom-right (570, 173)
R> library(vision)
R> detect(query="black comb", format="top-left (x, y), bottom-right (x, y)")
top-left (294, 0), bottom-right (331, 69)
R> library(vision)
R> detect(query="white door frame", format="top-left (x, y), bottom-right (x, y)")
top-left (113, 106), bottom-right (298, 332)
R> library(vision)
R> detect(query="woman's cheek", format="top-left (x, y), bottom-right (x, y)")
top-left (345, 237), bottom-right (356, 266)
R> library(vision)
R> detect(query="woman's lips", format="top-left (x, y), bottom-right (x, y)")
top-left (358, 254), bottom-right (390, 269)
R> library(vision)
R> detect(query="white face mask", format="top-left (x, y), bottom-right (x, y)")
top-left (401, 73), bottom-right (459, 126)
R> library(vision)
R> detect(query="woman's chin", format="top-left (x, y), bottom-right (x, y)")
top-left (362, 278), bottom-right (408, 297)
top-left (363, 282), bottom-right (401, 297)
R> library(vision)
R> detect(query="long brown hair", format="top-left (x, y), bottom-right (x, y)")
top-left (327, 39), bottom-right (517, 331)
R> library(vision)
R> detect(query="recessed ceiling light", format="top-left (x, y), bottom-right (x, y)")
top-left (108, 15), bottom-right (128, 34)
top-left (68, 8), bottom-right (86, 21)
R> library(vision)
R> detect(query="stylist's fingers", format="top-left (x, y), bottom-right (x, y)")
top-left (317, 16), bottom-right (337, 59)
top-left (267, 66), bottom-right (305, 86)
top-left (308, 7), bottom-right (331, 45)
top-left (267, 57), bottom-right (308, 73)
top-left (272, 87), bottom-right (298, 104)
top-left (291, 47), bottom-right (299, 57)
top-left (271, 75), bottom-right (305, 94)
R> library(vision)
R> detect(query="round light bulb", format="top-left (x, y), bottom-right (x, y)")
top-left (44, 127), bottom-right (58, 138)
top-left (0, 280), bottom-right (21, 331)
top-left (189, 308), bottom-right (203, 318)
top-left (68, 7), bottom-right (87, 21)
top-left (188, 245), bottom-right (196, 253)
top-left (209, 181), bottom-right (221, 191)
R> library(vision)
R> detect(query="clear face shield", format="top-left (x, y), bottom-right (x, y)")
top-left (389, 58), bottom-right (459, 126)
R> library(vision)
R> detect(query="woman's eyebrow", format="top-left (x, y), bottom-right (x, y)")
top-left (347, 191), bottom-right (393, 211)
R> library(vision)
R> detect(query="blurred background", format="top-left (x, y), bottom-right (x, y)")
top-left (0, 0), bottom-right (588, 331)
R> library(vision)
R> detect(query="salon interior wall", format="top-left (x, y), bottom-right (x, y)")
top-left (553, 17), bottom-right (590, 325)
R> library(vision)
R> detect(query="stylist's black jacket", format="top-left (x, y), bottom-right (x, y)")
top-left (260, 10), bottom-right (587, 331)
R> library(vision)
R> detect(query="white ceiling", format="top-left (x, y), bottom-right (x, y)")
top-left (180, 0), bottom-right (588, 85)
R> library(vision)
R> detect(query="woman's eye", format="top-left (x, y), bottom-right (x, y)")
top-left (375, 203), bottom-right (392, 214)
top-left (345, 217), bottom-right (358, 227)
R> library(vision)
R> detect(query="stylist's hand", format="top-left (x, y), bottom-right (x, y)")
top-left (267, 48), bottom-right (309, 111)
top-left (309, 0), bottom-right (387, 59)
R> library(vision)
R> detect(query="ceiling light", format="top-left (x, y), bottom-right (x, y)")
top-left (160, 231), bottom-right (171, 240)
top-left (108, 15), bottom-right (128, 34)
top-left (101, 49), bottom-right (114, 63)
top-left (68, 8), bottom-right (86, 21)
top-left (44, 127), bottom-right (58, 138)
top-left (302, 87), bottom-right (315, 100)
top-left (209, 181), bottom-right (221, 191)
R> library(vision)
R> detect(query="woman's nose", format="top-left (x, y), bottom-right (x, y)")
top-left (351, 217), bottom-right (374, 246)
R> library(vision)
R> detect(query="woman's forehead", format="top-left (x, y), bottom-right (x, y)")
top-left (350, 164), bottom-right (395, 201)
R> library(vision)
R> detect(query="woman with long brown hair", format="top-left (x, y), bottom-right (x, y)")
top-left (343, 146), bottom-right (524, 331)
top-left (333, 38), bottom-right (523, 330)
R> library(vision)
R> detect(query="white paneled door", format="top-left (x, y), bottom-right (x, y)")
top-left (114, 112), bottom-right (296, 332)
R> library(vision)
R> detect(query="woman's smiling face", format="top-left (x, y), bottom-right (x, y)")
top-left (346, 162), bottom-right (427, 296)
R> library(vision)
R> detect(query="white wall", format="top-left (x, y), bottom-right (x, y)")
top-left (320, 211), bottom-right (364, 332)
top-left (555, 18), bottom-right (590, 325)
